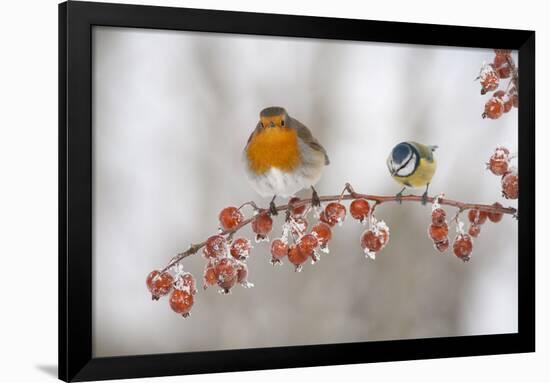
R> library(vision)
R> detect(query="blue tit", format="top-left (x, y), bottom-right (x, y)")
top-left (386, 141), bottom-right (438, 204)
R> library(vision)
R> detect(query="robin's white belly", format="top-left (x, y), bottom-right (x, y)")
top-left (247, 167), bottom-right (323, 198)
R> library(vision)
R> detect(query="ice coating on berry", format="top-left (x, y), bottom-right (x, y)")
top-left (311, 222), bottom-right (332, 247)
top-left (453, 233), bottom-right (473, 262)
top-left (230, 238), bottom-right (252, 260)
top-left (169, 289), bottom-right (194, 317)
top-left (219, 206), bottom-right (244, 231)
top-left (428, 223), bottom-right (449, 242)
top-left (350, 199), bottom-right (370, 222)
top-left (431, 208), bottom-right (447, 226)
top-left (468, 224), bottom-right (481, 238)
top-left (214, 258), bottom-right (238, 293)
top-left (289, 217), bottom-right (308, 238)
top-left (324, 202), bottom-right (346, 226)
top-left (297, 234), bottom-right (319, 256)
top-left (483, 97), bottom-right (505, 119)
top-left (479, 62), bottom-right (499, 94)
top-left (360, 219), bottom-right (390, 259)
top-left (270, 238), bottom-right (288, 263)
top-left (288, 244), bottom-right (309, 271)
top-left (203, 235), bottom-right (227, 259)
top-left (502, 171), bottom-right (518, 199)
top-left (252, 213), bottom-right (273, 242)
top-left (146, 270), bottom-right (174, 300)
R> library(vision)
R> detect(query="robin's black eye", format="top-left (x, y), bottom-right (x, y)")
top-left (281, 120), bottom-right (285, 126)
top-left (259, 122), bottom-right (264, 128)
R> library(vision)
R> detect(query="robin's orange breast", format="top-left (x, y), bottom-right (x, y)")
top-left (246, 127), bottom-right (301, 175)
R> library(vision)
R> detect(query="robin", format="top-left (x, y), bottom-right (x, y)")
top-left (244, 107), bottom-right (330, 215)
top-left (386, 141), bottom-right (438, 205)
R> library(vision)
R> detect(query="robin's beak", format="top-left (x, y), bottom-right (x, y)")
top-left (269, 121), bottom-right (275, 128)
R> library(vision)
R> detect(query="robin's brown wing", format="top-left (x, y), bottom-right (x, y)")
top-left (291, 117), bottom-right (330, 165)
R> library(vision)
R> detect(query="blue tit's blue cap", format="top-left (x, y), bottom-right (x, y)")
top-left (392, 143), bottom-right (412, 164)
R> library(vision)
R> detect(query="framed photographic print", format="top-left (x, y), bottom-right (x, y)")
top-left (59, 1), bottom-right (535, 381)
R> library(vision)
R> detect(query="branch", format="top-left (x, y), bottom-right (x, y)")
top-left (161, 183), bottom-right (516, 273)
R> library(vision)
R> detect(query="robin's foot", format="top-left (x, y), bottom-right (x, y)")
top-left (311, 186), bottom-right (321, 208)
top-left (395, 187), bottom-right (406, 204)
top-left (269, 195), bottom-right (278, 216)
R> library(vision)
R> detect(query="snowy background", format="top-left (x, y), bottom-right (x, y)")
top-left (92, 26), bottom-right (518, 357)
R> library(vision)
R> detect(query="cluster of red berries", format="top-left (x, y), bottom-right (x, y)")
top-left (427, 199), bottom-right (505, 262)
top-left (268, 197), bottom-right (388, 271)
top-left (479, 50), bottom-right (518, 119)
top-left (146, 268), bottom-right (197, 317)
top-left (487, 146), bottom-right (518, 199)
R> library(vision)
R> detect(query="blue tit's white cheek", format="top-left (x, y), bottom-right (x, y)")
top-left (396, 155), bottom-right (417, 177)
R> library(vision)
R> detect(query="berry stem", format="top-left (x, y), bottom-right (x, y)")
top-left (160, 186), bottom-right (517, 272)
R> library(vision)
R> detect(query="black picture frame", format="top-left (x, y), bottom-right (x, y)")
top-left (59, 1), bottom-right (535, 381)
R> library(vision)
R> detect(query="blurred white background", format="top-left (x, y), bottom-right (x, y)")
top-left (92, 27), bottom-right (518, 357)
top-left (2, 0), bottom-right (548, 382)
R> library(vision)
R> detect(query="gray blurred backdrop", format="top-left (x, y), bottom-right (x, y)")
top-left (92, 27), bottom-right (518, 357)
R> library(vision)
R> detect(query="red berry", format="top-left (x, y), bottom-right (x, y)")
top-left (218, 206), bottom-right (244, 231)
top-left (203, 262), bottom-right (217, 289)
top-left (169, 289), bottom-right (194, 317)
top-left (487, 146), bottom-right (510, 176)
top-left (203, 235), bottom-right (227, 259)
top-left (236, 262), bottom-right (249, 284)
top-left (319, 210), bottom-right (334, 227)
top-left (288, 197), bottom-right (306, 217)
top-left (488, 156), bottom-right (509, 176)
top-left (290, 217), bottom-right (308, 237)
top-left (251, 212), bottom-right (273, 239)
top-left (493, 90), bottom-right (506, 98)
top-left (468, 224), bottom-right (481, 238)
top-left (350, 199), bottom-right (370, 222)
top-left (270, 239), bottom-right (289, 261)
top-left (428, 223), bottom-right (449, 242)
top-left (214, 258), bottom-right (238, 292)
top-left (287, 244), bottom-right (309, 270)
top-left (479, 63), bottom-right (499, 94)
top-left (297, 234), bottom-right (319, 256)
top-left (497, 65), bottom-right (511, 79)
top-left (468, 209), bottom-right (488, 225)
top-left (431, 208), bottom-right (447, 226)
top-left (434, 238), bottom-right (449, 253)
top-left (146, 270), bottom-right (174, 300)
top-left (361, 229), bottom-right (384, 253)
top-left (230, 238), bottom-right (252, 260)
top-left (502, 172), bottom-right (518, 199)
top-left (311, 222), bottom-right (332, 247)
top-left (483, 97), bottom-right (504, 119)
top-left (176, 272), bottom-right (197, 295)
top-left (493, 52), bottom-right (511, 67)
top-left (453, 233), bottom-right (473, 262)
top-left (488, 202), bottom-right (504, 223)
top-left (324, 202), bottom-right (346, 226)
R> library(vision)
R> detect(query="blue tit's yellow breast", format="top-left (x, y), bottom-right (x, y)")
top-left (392, 158), bottom-right (437, 188)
